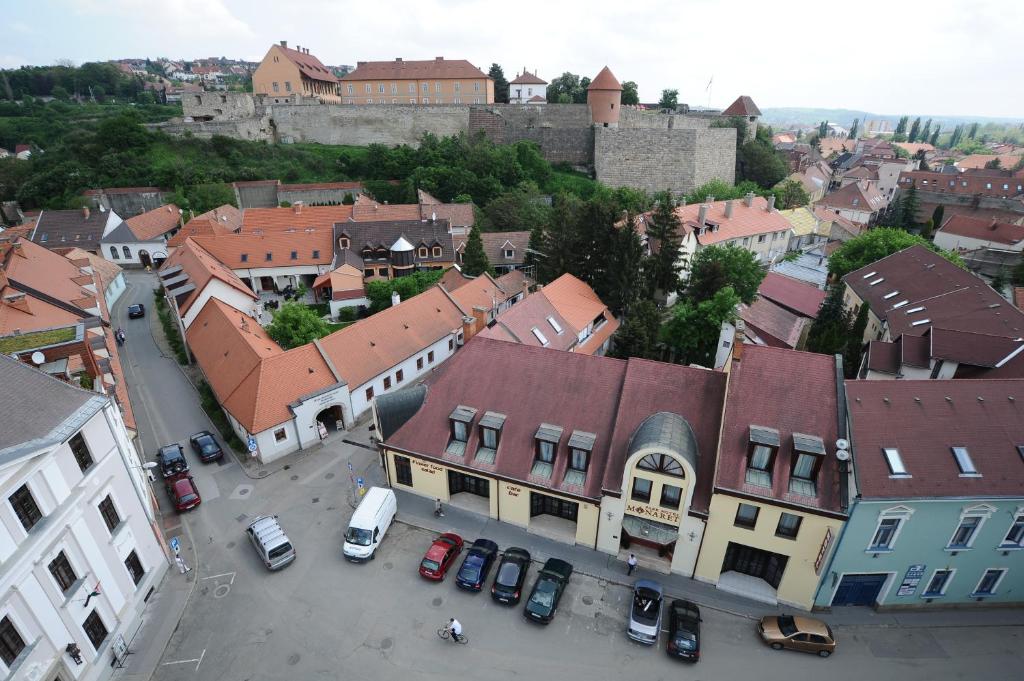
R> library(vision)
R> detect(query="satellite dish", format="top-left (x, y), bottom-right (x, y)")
top-left (835, 449), bottom-right (851, 462)
top-left (30, 351), bottom-right (45, 365)
top-left (835, 438), bottom-right (850, 451)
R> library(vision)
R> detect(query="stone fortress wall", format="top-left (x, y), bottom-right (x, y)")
top-left (171, 85), bottom-right (740, 196)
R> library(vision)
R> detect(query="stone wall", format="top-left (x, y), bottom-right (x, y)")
top-left (469, 105), bottom-right (595, 165)
top-left (269, 104), bottom-right (470, 146)
top-left (618, 108), bottom-right (712, 130)
top-left (278, 187), bottom-right (360, 205)
top-left (88, 189), bottom-right (170, 217)
top-left (235, 183), bottom-right (279, 209)
top-left (183, 91), bottom-right (259, 121)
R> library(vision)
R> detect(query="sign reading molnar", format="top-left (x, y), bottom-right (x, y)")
top-left (625, 502), bottom-right (680, 525)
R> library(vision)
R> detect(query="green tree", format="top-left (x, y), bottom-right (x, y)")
top-left (609, 300), bottom-right (662, 360)
top-left (364, 270), bottom-right (444, 312)
top-left (658, 89), bottom-right (678, 110)
top-left (984, 157), bottom-right (1002, 169)
top-left (461, 224), bottom-right (493, 276)
top-left (546, 72), bottom-right (589, 104)
top-left (848, 118), bottom-right (859, 139)
top-left (184, 183), bottom-right (235, 213)
top-left (931, 205), bottom-right (945, 229)
top-left (51, 85), bottom-right (70, 101)
top-left (687, 244), bottom-right (764, 305)
top-left (894, 116), bottom-right (909, 136)
top-left (919, 118), bottom-right (932, 144)
top-left (711, 115), bottom-right (749, 148)
top-left (524, 221), bottom-right (547, 280)
top-left (920, 218), bottom-right (934, 240)
top-left (968, 122), bottom-right (979, 139)
top-left (900, 186), bottom-right (920, 228)
top-left (644, 191), bottom-right (684, 299)
top-left (488, 64), bottom-right (509, 104)
top-left (827, 227), bottom-right (965, 279)
top-left (539, 193), bottom-right (585, 283)
top-left (481, 184), bottom-right (551, 233)
top-left (818, 120), bottom-right (829, 138)
top-left (907, 117), bottom-right (921, 142)
top-left (621, 81), bottom-right (639, 106)
top-left (266, 302), bottom-right (331, 349)
top-left (1010, 259), bottom-right (1024, 287)
top-left (806, 285), bottom-right (853, 356)
top-left (737, 138), bottom-right (788, 188)
top-left (990, 270), bottom-right (1007, 294)
top-left (772, 178), bottom-right (811, 209)
top-left (928, 125), bottom-right (941, 146)
top-left (596, 210), bottom-right (648, 315)
top-left (661, 287), bottom-right (740, 366)
top-left (842, 303), bottom-right (870, 378)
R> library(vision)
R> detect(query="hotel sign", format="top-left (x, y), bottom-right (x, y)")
top-left (625, 502), bottom-right (680, 525)
top-left (814, 527), bottom-right (833, 575)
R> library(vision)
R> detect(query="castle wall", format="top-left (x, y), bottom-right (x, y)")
top-left (469, 105), bottom-right (594, 165)
top-left (269, 104), bottom-right (470, 146)
top-left (235, 184), bottom-right (279, 209)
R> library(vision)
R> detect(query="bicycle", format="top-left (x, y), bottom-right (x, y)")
top-left (436, 627), bottom-right (469, 644)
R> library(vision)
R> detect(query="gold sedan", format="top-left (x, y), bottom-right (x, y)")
top-left (758, 615), bottom-right (837, 657)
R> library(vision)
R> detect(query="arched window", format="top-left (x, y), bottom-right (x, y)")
top-left (122, 246), bottom-right (131, 258)
top-left (637, 453), bottom-right (684, 477)
top-left (110, 246), bottom-right (119, 259)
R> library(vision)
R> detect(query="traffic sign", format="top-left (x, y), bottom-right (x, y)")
top-left (247, 436), bottom-right (257, 453)
top-left (169, 537), bottom-right (180, 554)
top-left (356, 477), bottom-right (364, 489)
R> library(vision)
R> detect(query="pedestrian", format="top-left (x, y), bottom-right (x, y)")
top-left (627, 553), bottom-right (637, 576)
top-left (434, 498), bottom-right (444, 517)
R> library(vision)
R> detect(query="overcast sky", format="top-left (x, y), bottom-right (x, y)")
top-left (4, 0), bottom-right (1022, 119)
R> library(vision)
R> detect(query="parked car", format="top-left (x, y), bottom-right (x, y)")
top-left (246, 515), bottom-right (295, 570)
top-left (165, 473), bottom-right (201, 512)
top-left (189, 430), bottom-right (224, 463)
top-left (523, 558), bottom-right (573, 624)
top-left (627, 579), bottom-right (663, 645)
top-left (491, 547), bottom-right (531, 605)
top-left (155, 443), bottom-right (189, 478)
top-left (758, 615), bottom-right (836, 657)
top-left (343, 487), bottom-right (397, 562)
top-left (455, 538), bottom-right (499, 591)
top-left (418, 532), bottom-right (463, 580)
top-left (666, 599), bottom-right (701, 661)
top-left (127, 303), bottom-right (145, 318)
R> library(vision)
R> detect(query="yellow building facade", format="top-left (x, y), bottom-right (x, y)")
top-left (253, 42), bottom-right (341, 104)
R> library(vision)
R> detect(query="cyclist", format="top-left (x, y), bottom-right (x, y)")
top-left (447, 617), bottom-right (463, 643)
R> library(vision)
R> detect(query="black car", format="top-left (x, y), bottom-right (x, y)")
top-left (455, 538), bottom-right (499, 591)
top-left (524, 558), bottom-right (573, 624)
top-left (156, 443), bottom-right (189, 478)
top-left (127, 303), bottom-right (145, 319)
top-left (666, 599), bottom-right (701, 662)
top-left (189, 430), bottom-right (224, 463)
top-left (491, 547), bottom-right (531, 605)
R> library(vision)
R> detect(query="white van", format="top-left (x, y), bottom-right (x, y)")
top-left (343, 487), bottom-right (397, 562)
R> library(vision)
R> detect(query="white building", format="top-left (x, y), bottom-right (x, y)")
top-left (508, 70), bottom-right (548, 104)
top-left (100, 205), bottom-right (181, 269)
top-left (0, 357), bottom-right (168, 681)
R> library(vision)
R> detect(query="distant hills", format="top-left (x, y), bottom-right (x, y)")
top-left (761, 107), bottom-right (1024, 130)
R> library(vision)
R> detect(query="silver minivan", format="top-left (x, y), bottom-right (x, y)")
top-left (246, 515), bottom-right (295, 570)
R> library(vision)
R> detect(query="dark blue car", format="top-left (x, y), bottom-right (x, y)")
top-left (455, 538), bottom-right (499, 591)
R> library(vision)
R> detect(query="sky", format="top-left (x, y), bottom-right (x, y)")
top-left (2, 0), bottom-right (1022, 119)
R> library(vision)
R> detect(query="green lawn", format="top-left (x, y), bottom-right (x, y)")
top-left (0, 326), bottom-right (76, 353)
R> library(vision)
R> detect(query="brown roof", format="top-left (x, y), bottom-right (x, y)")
top-left (956, 154), bottom-right (1023, 170)
top-left (437, 267), bottom-right (474, 292)
top-left (665, 196), bottom-right (792, 245)
top-left (454, 230), bottom-right (530, 264)
top-left (846, 379), bottom-right (1024, 499)
top-left (0, 238), bottom-right (99, 334)
top-left (739, 298), bottom-right (808, 349)
top-left (588, 66), bottom-right (621, 91)
top-left (160, 238), bottom-right (258, 315)
top-left (721, 95), bottom-right (762, 117)
top-left (898, 168), bottom-right (1024, 198)
top-left (275, 44), bottom-right (340, 83)
top-left (311, 263), bottom-right (364, 299)
top-left (448, 272), bottom-right (514, 314)
top-left (537, 273), bottom-right (608, 331)
top-left (168, 207), bottom-right (241, 248)
top-left (494, 269), bottom-right (531, 294)
top-left (318, 286), bottom-right (464, 389)
top-left (758, 272), bottom-right (827, 319)
top-left (510, 70), bottom-right (547, 85)
top-left (192, 229), bottom-right (334, 268)
top-left (242, 205), bottom-right (354, 232)
top-left (817, 180), bottom-right (886, 216)
top-left (122, 204), bottom-right (181, 241)
top-left (937, 214), bottom-right (1024, 246)
top-left (865, 339), bottom-right (900, 374)
top-left (57, 247), bottom-right (123, 294)
top-left (716, 345), bottom-right (843, 514)
top-left (342, 57), bottom-right (488, 81)
top-left (479, 294), bottom-right (577, 351)
top-left (1015, 287), bottom-right (1024, 311)
top-left (930, 327), bottom-right (1024, 368)
top-left (893, 142), bottom-right (935, 155)
top-left (32, 208), bottom-right (110, 251)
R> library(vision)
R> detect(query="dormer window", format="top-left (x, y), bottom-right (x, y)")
top-left (504, 248), bottom-right (514, 259)
top-left (475, 411), bottom-right (505, 464)
top-left (788, 433), bottom-right (825, 497)
top-left (532, 423), bottom-right (563, 479)
top-left (745, 425), bottom-right (779, 487)
top-left (951, 446), bottom-right (979, 476)
top-left (433, 246), bottom-right (442, 257)
top-left (446, 405), bottom-right (476, 457)
top-left (339, 237), bottom-right (350, 249)
top-left (418, 247), bottom-right (428, 258)
top-left (564, 430), bottom-right (595, 488)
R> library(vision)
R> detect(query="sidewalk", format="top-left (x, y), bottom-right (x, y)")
top-left (393, 489), bottom-right (1024, 630)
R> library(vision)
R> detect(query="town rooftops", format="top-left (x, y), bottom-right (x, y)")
top-left (479, 293), bottom-right (577, 352)
top-left (335, 219), bottom-right (455, 263)
top-left (168, 205), bottom-right (243, 248)
top-left (510, 70), bottom-right (547, 85)
top-left (936, 214), bottom-right (1024, 246)
top-left (273, 43), bottom-right (339, 83)
top-left (721, 95), bottom-right (762, 117)
top-left (454, 230), bottom-right (530, 265)
top-left (342, 57), bottom-right (489, 81)
top-left (159, 238), bottom-right (258, 316)
top-left (846, 379), bottom-right (1024, 499)
top-left (103, 203), bottom-right (181, 243)
top-left (192, 227), bottom-right (335, 268)
top-left (32, 207), bottom-right (117, 251)
top-left (817, 179), bottom-right (886, 216)
top-left (671, 195), bottom-right (792, 245)
top-left (956, 154), bottom-right (1024, 170)
top-left (715, 345), bottom-right (844, 515)
top-left (758, 272), bottom-right (827, 319)
top-left (242, 204), bottom-right (354, 232)
top-left (739, 297), bottom-right (808, 349)
top-left (588, 66), bottom-right (622, 91)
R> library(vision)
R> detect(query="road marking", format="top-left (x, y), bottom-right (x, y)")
top-left (196, 648), bottom-right (206, 672)
top-left (161, 658), bottom-right (201, 666)
top-left (202, 571), bottom-right (236, 584)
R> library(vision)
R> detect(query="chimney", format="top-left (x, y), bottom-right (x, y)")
top-left (357, 61), bottom-right (366, 67)
top-left (697, 204), bottom-right (708, 227)
top-left (396, 58), bottom-right (403, 62)
top-left (724, 200), bottom-right (734, 219)
top-left (707, 195), bottom-right (715, 204)
top-left (744, 191), bottom-right (755, 207)
top-left (435, 56), bottom-right (444, 61)
top-left (296, 45), bottom-right (301, 53)
top-left (82, 206), bottom-right (91, 220)
top-left (767, 195), bottom-right (776, 211)
top-left (280, 40), bottom-right (288, 48)
top-left (990, 220), bottom-right (999, 230)
top-left (391, 291), bottom-right (401, 307)
top-left (293, 201), bottom-right (303, 215)
top-left (3, 291), bottom-right (30, 314)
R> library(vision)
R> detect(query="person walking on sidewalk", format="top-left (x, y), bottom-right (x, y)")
top-left (434, 498), bottom-right (444, 517)
top-left (627, 553), bottom-right (638, 575)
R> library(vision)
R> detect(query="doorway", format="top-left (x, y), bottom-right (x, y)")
top-left (316, 405), bottom-right (344, 438)
top-left (721, 542), bottom-right (788, 589)
top-left (832, 573), bottom-right (887, 606)
top-left (138, 249), bottom-right (152, 268)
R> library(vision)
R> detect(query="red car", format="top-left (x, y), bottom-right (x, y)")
top-left (165, 473), bottom-right (201, 512)
top-left (418, 532), bottom-right (463, 580)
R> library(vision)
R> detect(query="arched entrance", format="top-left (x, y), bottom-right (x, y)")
top-left (152, 250), bottom-right (168, 267)
top-left (138, 249), bottom-right (152, 268)
top-left (315, 405), bottom-right (345, 440)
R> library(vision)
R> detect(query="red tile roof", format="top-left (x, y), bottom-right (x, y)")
top-left (510, 70), bottom-right (547, 85)
top-left (716, 345), bottom-right (844, 514)
top-left (846, 379), bottom-right (1024, 499)
top-left (536, 273), bottom-right (609, 332)
top-left (739, 298), bottom-right (808, 349)
top-left (160, 238), bottom-right (258, 315)
top-left (758, 272), bottom-right (827, 319)
top-left (667, 196), bottom-right (792, 245)
top-left (721, 95), bottom-right (762, 117)
top-left (937, 214), bottom-right (1024, 246)
top-left (588, 66), bottom-right (621, 91)
top-left (124, 204), bottom-right (181, 241)
top-left (192, 229), bottom-right (334, 268)
top-left (479, 294), bottom-right (577, 351)
top-left (817, 180), bottom-right (886, 216)
top-left (168, 206), bottom-right (241, 248)
top-left (342, 58), bottom-right (488, 81)
top-left (276, 45), bottom-right (340, 83)
top-left (241, 205), bottom-right (354, 231)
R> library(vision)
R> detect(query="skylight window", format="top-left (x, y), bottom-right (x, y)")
top-left (883, 448), bottom-right (910, 477)
top-left (546, 316), bottom-right (563, 334)
top-left (905, 306), bottom-right (925, 314)
top-left (869, 278), bottom-right (885, 286)
top-left (531, 327), bottom-right (550, 346)
top-left (892, 300), bottom-right (909, 308)
top-left (862, 271), bottom-right (877, 278)
top-left (951, 447), bottom-right (979, 476)
top-left (911, 319), bottom-right (931, 326)
top-left (883, 291), bottom-right (900, 299)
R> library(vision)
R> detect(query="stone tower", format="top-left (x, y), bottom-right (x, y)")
top-left (721, 95), bottom-right (762, 142)
top-left (587, 66), bottom-right (622, 128)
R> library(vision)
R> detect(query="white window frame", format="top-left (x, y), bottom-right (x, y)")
top-left (867, 506), bottom-right (913, 552)
top-left (951, 446), bottom-right (980, 477)
top-left (1000, 510), bottom-right (1024, 549)
top-left (945, 504), bottom-right (995, 551)
top-left (971, 568), bottom-right (1007, 596)
top-left (273, 428), bottom-right (288, 443)
top-left (921, 567), bottom-right (955, 598)
top-left (882, 447), bottom-right (910, 477)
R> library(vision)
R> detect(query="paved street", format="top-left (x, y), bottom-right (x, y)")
top-left (114, 272), bottom-right (1024, 681)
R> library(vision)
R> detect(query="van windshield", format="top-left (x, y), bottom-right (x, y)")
top-left (345, 527), bottom-right (373, 546)
top-left (268, 542), bottom-right (292, 559)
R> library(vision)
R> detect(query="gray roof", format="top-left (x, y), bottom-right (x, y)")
top-left (100, 219), bottom-right (144, 244)
top-left (32, 209), bottom-right (115, 251)
top-left (626, 411), bottom-right (699, 473)
top-left (375, 384), bottom-right (427, 440)
top-left (335, 219), bottom-right (455, 265)
top-left (0, 355), bottom-right (107, 463)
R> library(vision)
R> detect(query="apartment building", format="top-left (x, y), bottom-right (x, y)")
top-left (253, 41), bottom-right (341, 104)
top-left (340, 57), bottom-right (493, 105)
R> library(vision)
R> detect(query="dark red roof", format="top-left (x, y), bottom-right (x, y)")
top-left (588, 66), bottom-right (621, 91)
top-left (937, 214), bottom-right (1024, 246)
top-left (739, 298), bottom-right (807, 349)
top-left (721, 95), bottom-right (762, 117)
top-left (758, 272), bottom-right (827, 319)
top-left (931, 327), bottom-right (1024, 368)
top-left (510, 71), bottom-right (547, 85)
top-left (846, 379), bottom-right (1024, 499)
top-left (277, 45), bottom-right (339, 83)
top-left (715, 346), bottom-right (844, 514)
